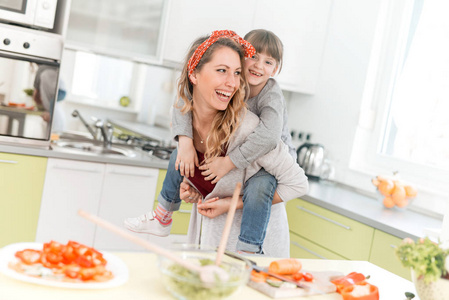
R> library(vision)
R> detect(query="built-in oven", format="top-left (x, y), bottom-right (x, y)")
top-left (0, 23), bottom-right (62, 147)
top-left (0, 0), bottom-right (58, 30)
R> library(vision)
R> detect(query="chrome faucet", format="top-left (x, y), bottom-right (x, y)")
top-left (71, 110), bottom-right (97, 140)
top-left (95, 120), bottom-right (113, 149)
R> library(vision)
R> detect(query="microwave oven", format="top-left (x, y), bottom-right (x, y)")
top-left (0, 0), bottom-right (58, 30)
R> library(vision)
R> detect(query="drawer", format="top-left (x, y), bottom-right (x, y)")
top-left (290, 232), bottom-right (346, 260)
top-left (154, 169), bottom-right (191, 235)
top-left (369, 230), bottom-right (411, 280)
top-left (287, 199), bottom-right (374, 260)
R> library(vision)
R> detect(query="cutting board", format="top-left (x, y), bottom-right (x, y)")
top-left (248, 270), bottom-right (343, 298)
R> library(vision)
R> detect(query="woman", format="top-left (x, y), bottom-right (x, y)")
top-left (175, 30), bottom-right (308, 257)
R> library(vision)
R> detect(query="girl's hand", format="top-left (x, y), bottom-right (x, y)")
top-left (199, 156), bottom-right (235, 184)
top-left (179, 178), bottom-right (202, 203)
top-left (176, 136), bottom-right (199, 177)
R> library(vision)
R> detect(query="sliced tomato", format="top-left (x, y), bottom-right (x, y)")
top-left (43, 241), bottom-right (64, 254)
top-left (15, 249), bottom-right (42, 265)
top-left (292, 272), bottom-right (304, 281)
top-left (302, 272), bottom-right (314, 282)
top-left (79, 268), bottom-right (98, 281)
top-left (64, 264), bottom-right (81, 279)
top-left (75, 255), bottom-right (93, 268)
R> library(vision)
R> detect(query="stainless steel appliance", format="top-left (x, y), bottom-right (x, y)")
top-left (0, 0), bottom-right (58, 30)
top-left (297, 143), bottom-right (333, 180)
top-left (0, 23), bottom-right (63, 147)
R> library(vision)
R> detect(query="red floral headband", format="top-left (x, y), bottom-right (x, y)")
top-left (187, 30), bottom-right (256, 78)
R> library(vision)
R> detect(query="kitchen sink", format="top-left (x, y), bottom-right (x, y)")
top-left (53, 141), bottom-right (137, 157)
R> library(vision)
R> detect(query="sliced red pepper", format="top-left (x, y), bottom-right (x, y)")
top-left (331, 272), bottom-right (366, 293)
top-left (15, 249), bottom-right (42, 265)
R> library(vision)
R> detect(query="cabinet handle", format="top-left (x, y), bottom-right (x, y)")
top-left (53, 165), bottom-right (102, 173)
top-left (0, 159), bottom-right (18, 164)
top-left (178, 210), bottom-right (191, 214)
top-left (291, 241), bottom-right (327, 259)
top-left (108, 170), bottom-right (156, 177)
top-left (296, 206), bottom-right (351, 230)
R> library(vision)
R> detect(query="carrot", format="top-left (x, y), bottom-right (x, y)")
top-left (268, 258), bottom-right (302, 275)
top-left (251, 270), bottom-right (268, 283)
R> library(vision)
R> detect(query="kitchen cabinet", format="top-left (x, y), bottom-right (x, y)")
top-left (162, 0), bottom-right (256, 64)
top-left (369, 229), bottom-right (411, 280)
top-left (36, 158), bottom-right (105, 246)
top-left (94, 164), bottom-right (159, 251)
top-left (0, 153), bottom-right (47, 247)
top-left (287, 198), bottom-right (374, 260)
top-left (65, 0), bottom-right (167, 63)
top-left (252, 0), bottom-right (331, 94)
top-left (287, 198), bottom-right (411, 280)
top-left (163, 0), bottom-right (330, 94)
top-left (152, 169), bottom-right (192, 235)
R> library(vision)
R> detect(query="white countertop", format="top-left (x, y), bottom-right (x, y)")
top-left (0, 252), bottom-right (418, 300)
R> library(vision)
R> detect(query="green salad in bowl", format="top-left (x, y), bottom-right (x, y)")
top-left (157, 244), bottom-right (251, 300)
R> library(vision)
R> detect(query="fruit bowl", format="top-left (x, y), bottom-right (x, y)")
top-left (157, 244), bottom-right (252, 300)
top-left (372, 174), bottom-right (417, 210)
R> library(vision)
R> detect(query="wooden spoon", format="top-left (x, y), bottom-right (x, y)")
top-left (78, 210), bottom-right (228, 283)
top-left (215, 182), bottom-right (242, 266)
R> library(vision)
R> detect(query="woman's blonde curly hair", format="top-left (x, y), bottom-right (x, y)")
top-left (176, 35), bottom-right (249, 162)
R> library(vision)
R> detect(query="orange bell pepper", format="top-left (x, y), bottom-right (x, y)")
top-left (340, 282), bottom-right (379, 300)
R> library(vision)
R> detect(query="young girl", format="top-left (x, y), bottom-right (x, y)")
top-left (125, 30), bottom-right (305, 254)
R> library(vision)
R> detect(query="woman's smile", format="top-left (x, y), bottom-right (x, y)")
top-left (191, 47), bottom-right (241, 111)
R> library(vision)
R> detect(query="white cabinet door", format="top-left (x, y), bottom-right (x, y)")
top-left (93, 164), bottom-right (160, 251)
top-left (163, 0), bottom-right (256, 63)
top-left (253, 0), bottom-right (331, 94)
top-left (36, 158), bottom-right (105, 246)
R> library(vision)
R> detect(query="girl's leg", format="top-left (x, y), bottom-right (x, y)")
top-left (124, 148), bottom-right (183, 235)
top-left (236, 168), bottom-right (277, 253)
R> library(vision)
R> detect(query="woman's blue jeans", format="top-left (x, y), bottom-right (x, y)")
top-left (158, 149), bottom-right (277, 253)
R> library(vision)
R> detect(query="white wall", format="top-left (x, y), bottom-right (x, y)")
top-left (286, 0), bottom-right (382, 189)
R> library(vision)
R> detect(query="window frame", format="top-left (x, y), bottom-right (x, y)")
top-left (350, 0), bottom-right (449, 215)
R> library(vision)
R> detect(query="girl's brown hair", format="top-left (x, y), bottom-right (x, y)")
top-left (244, 29), bottom-right (284, 74)
top-left (177, 35), bottom-right (248, 161)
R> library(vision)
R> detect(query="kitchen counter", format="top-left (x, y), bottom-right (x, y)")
top-left (0, 252), bottom-right (418, 300)
top-left (0, 140), bottom-right (441, 242)
top-left (303, 180), bottom-right (442, 240)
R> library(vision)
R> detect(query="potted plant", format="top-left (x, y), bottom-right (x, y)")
top-left (396, 237), bottom-right (449, 300)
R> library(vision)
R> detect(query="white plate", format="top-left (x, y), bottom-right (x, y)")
top-left (0, 242), bottom-right (128, 289)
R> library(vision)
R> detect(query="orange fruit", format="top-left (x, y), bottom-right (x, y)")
top-left (391, 185), bottom-right (406, 205)
top-left (404, 185), bottom-right (418, 198)
top-left (383, 196), bottom-right (395, 208)
top-left (378, 180), bottom-right (395, 196)
top-left (395, 197), bottom-right (409, 208)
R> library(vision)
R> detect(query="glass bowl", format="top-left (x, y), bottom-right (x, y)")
top-left (157, 244), bottom-right (252, 300)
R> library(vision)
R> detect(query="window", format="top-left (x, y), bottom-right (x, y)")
top-left (71, 51), bottom-right (134, 105)
top-left (351, 0), bottom-right (449, 215)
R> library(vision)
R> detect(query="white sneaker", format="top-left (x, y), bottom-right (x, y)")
top-left (123, 212), bottom-right (172, 237)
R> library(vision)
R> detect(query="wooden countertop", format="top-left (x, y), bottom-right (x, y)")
top-left (0, 251), bottom-right (418, 300)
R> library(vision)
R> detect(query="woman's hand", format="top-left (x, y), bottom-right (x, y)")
top-left (199, 156), bottom-right (235, 184)
top-left (179, 178), bottom-right (202, 203)
top-left (197, 195), bottom-right (243, 219)
top-left (176, 136), bottom-right (199, 177)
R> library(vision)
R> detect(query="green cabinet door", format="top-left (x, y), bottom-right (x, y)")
top-left (290, 232), bottom-right (346, 260)
top-left (369, 229), bottom-right (411, 280)
top-left (154, 169), bottom-right (192, 235)
top-left (0, 153), bottom-right (47, 247)
top-left (287, 199), bottom-right (374, 260)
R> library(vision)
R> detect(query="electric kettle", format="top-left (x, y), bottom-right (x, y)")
top-left (296, 143), bottom-right (333, 180)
